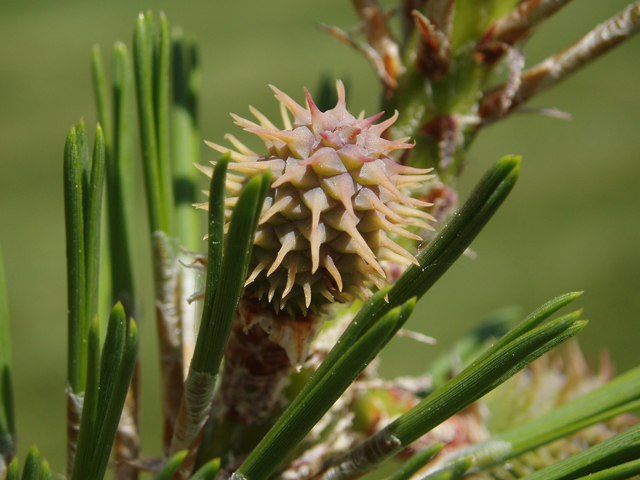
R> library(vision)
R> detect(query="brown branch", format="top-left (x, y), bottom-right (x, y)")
top-left (423, 0), bottom-right (456, 39)
top-left (152, 231), bottom-right (185, 454)
top-left (66, 390), bottom-right (83, 476)
top-left (485, 0), bottom-right (575, 46)
top-left (412, 10), bottom-right (451, 78)
top-left (481, 2), bottom-right (640, 121)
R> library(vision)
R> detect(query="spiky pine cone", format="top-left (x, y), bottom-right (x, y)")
top-left (198, 80), bottom-right (435, 317)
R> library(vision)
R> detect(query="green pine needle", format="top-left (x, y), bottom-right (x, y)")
top-left (6, 457), bottom-right (18, 480)
top-left (71, 304), bottom-right (138, 480)
top-left (134, 11), bottom-right (165, 234)
top-left (388, 443), bottom-right (445, 480)
top-left (84, 124), bottom-right (106, 331)
top-left (192, 171), bottom-right (270, 374)
top-left (189, 458), bottom-right (221, 480)
top-left (89, 312), bottom-right (138, 480)
top-left (169, 170), bottom-right (270, 465)
top-left (425, 307), bottom-right (519, 393)
top-left (422, 457), bottom-right (475, 480)
top-left (171, 27), bottom-right (200, 251)
top-left (92, 40), bottom-right (137, 317)
top-left (199, 154), bottom-right (229, 333)
top-left (154, 12), bottom-right (175, 237)
top-left (64, 121), bottom-right (106, 397)
top-left (38, 460), bottom-right (51, 480)
top-left (501, 364), bottom-right (640, 458)
top-left (91, 45), bottom-right (113, 150)
top-left (411, 337), bottom-right (640, 478)
top-left (156, 450), bottom-right (188, 480)
top-left (70, 317), bottom-right (101, 479)
top-left (573, 458), bottom-right (640, 480)
top-left (519, 424), bottom-right (640, 480)
top-left (21, 446), bottom-right (41, 480)
top-left (63, 126), bottom-right (87, 393)
top-left (320, 304), bottom-right (584, 479)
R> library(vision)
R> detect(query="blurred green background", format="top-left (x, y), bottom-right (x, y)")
top-left (0, 0), bottom-right (638, 474)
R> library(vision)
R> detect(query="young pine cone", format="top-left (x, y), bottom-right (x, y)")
top-left (198, 81), bottom-right (435, 317)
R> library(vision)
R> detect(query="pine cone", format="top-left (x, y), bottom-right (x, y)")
top-left (198, 81), bottom-right (435, 316)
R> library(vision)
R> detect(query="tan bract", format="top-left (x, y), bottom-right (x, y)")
top-left (198, 81), bottom-right (435, 316)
